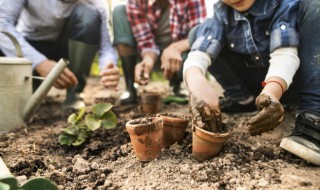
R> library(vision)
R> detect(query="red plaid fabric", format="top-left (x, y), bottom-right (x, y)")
top-left (127, 0), bottom-right (206, 54)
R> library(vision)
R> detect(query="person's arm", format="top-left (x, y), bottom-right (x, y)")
top-left (184, 50), bottom-right (220, 108)
top-left (92, 0), bottom-right (119, 89)
top-left (0, 0), bottom-right (47, 69)
top-left (127, 0), bottom-right (159, 55)
top-left (161, 0), bottom-right (207, 79)
top-left (0, 0), bottom-right (77, 89)
top-left (161, 39), bottom-right (189, 79)
top-left (262, 47), bottom-right (300, 99)
top-left (247, 47), bottom-right (300, 135)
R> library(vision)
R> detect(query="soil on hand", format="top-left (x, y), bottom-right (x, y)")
top-left (0, 77), bottom-right (319, 190)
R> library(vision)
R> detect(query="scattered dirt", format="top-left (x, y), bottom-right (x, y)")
top-left (0, 77), bottom-right (319, 190)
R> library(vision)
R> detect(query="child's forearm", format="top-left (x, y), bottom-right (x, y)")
top-left (261, 76), bottom-right (287, 100)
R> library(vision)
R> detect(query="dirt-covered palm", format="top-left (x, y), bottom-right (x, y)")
top-left (247, 94), bottom-right (284, 135)
top-left (189, 93), bottom-right (224, 133)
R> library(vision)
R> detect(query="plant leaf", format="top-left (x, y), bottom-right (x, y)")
top-left (101, 111), bottom-right (117, 129)
top-left (62, 126), bottom-right (78, 136)
top-left (72, 130), bottom-right (89, 146)
top-left (92, 103), bottom-right (113, 118)
top-left (58, 134), bottom-right (77, 146)
top-left (67, 107), bottom-right (85, 124)
top-left (85, 114), bottom-right (101, 131)
top-left (67, 113), bottom-right (78, 125)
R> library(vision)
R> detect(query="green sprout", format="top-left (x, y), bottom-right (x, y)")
top-left (58, 103), bottom-right (117, 146)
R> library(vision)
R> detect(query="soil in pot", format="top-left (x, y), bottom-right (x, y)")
top-left (126, 117), bottom-right (163, 162)
top-left (157, 113), bottom-right (189, 149)
top-left (189, 96), bottom-right (231, 162)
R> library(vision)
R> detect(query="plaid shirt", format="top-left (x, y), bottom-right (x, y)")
top-left (127, 0), bottom-right (206, 54)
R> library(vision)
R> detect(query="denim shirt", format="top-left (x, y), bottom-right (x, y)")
top-left (191, 0), bottom-right (300, 67)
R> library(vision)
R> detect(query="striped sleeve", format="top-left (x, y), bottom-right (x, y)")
top-left (0, 0), bottom-right (47, 69)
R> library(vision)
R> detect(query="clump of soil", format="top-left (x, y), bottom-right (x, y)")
top-left (189, 95), bottom-right (229, 133)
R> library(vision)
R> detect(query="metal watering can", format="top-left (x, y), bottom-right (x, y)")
top-left (0, 31), bottom-right (69, 133)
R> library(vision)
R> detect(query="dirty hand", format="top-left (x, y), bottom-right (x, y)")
top-left (35, 60), bottom-right (78, 89)
top-left (161, 45), bottom-right (182, 80)
top-left (246, 94), bottom-right (284, 135)
top-left (135, 60), bottom-right (153, 85)
top-left (100, 63), bottom-right (120, 90)
top-left (189, 93), bottom-right (224, 133)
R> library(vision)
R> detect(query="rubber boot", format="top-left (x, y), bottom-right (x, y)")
top-left (120, 55), bottom-right (138, 104)
top-left (62, 40), bottom-right (98, 110)
top-left (169, 74), bottom-right (185, 97)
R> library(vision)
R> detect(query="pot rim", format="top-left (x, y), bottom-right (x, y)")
top-left (126, 117), bottom-right (163, 129)
top-left (193, 124), bottom-right (231, 142)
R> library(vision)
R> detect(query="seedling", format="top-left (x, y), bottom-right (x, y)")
top-left (58, 103), bottom-right (117, 146)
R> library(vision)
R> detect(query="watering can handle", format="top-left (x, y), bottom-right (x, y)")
top-left (0, 31), bottom-right (23, 57)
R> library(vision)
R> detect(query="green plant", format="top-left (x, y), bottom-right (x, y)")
top-left (58, 103), bottom-right (117, 146)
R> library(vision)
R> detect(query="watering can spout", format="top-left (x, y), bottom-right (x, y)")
top-left (23, 58), bottom-right (69, 122)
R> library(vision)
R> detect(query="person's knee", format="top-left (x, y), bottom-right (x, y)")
top-left (113, 4), bottom-right (126, 21)
top-left (70, 3), bottom-right (101, 35)
top-left (112, 4), bottom-right (135, 47)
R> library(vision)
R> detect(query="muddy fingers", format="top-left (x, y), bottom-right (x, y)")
top-left (246, 94), bottom-right (284, 135)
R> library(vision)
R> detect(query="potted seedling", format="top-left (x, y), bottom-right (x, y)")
top-left (58, 103), bottom-right (117, 146)
top-left (126, 117), bottom-right (163, 162)
top-left (189, 95), bottom-right (231, 162)
top-left (157, 113), bottom-right (189, 149)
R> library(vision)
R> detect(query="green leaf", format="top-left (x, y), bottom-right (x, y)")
top-left (67, 113), bottom-right (78, 125)
top-left (58, 134), bottom-right (77, 146)
top-left (62, 126), bottom-right (78, 136)
top-left (0, 182), bottom-right (10, 190)
top-left (92, 103), bottom-right (113, 118)
top-left (85, 114), bottom-right (101, 131)
top-left (101, 111), bottom-right (117, 129)
top-left (67, 107), bottom-right (85, 124)
top-left (21, 178), bottom-right (58, 190)
top-left (72, 131), bottom-right (89, 146)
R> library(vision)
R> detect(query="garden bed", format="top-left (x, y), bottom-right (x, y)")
top-left (0, 77), bottom-right (319, 190)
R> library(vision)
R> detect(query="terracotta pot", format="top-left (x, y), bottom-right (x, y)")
top-left (192, 125), bottom-right (231, 162)
top-left (126, 117), bottom-right (163, 162)
top-left (140, 92), bottom-right (162, 114)
top-left (158, 113), bottom-right (189, 149)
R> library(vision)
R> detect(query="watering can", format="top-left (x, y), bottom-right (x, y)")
top-left (0, 31), bottom-right (69, 133)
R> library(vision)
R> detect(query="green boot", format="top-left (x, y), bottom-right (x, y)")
top-left (120, 55), bottom-right (138, 104)
top-left (62, 40), bottom-right (99, 110)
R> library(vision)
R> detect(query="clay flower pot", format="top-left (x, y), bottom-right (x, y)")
top-left (126, 117), bottom-right (163, 162)
top-left (192, 125), bottom-right (231, 162)
top-left (140, 92), bottom-right (162, 114)
top-left (158, 113), bottom-right (189, 149)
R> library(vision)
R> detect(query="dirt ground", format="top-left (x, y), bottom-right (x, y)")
top-left (0, 77), bottom-right (319, 190)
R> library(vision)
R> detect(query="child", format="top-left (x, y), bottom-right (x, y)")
top-left (184, 0), bottom-right (320, 165)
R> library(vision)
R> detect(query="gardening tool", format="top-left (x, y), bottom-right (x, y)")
top-left (0, 157), bottom-right (58, 190)
top-left (0, 31), bottom-right (68, 133)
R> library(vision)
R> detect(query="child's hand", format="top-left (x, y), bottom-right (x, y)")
top-left (246, 94), bottom-right (284, 135)
top-left (189, 93), bottom-right (223, 133)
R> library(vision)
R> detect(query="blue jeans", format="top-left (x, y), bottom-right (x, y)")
top-left (189, 0), bottom-right (320, 114)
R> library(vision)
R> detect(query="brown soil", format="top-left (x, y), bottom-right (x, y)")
top-left (0, 77), bottom-right (319, 190)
